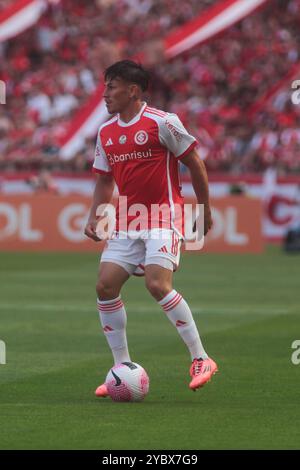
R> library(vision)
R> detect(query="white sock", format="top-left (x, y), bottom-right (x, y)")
top-left (97, 296), bottom-right (131, 365)
top-left (158, 289), bottom-right (208, 360)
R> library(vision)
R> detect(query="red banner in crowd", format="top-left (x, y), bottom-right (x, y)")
top-left (59, 0), bottom-right (269, 159)
top-left (0, 195), bottom-right (263, 253)
top-left (164, 0), bottom-right (268, 58)
top-left (0, 0), bottom-right (46, 42)
top-left (59, 85), bottom-right (107, 160)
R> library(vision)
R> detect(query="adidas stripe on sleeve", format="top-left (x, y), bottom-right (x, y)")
top-left (93, 130), bottom-right (112, 175)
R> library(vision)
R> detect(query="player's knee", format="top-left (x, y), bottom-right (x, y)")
top-left (145, 279), bottom-right (171, 300)
top-left (96, 279), bottom-right (118, 300)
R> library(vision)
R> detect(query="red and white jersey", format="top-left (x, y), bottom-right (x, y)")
top-left (93, 103), bottom-right (197, 234)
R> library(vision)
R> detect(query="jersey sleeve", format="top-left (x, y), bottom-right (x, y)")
top-left (159, 113), bottom-right (197, 159)
top-left (92, 131), bottom-right (112, 175)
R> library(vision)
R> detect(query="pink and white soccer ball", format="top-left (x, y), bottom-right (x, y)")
top-left (105, 362), bottom-right (149, 402)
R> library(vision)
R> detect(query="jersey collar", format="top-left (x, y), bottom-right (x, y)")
top-left (117, 102), bottom-right (147, 127)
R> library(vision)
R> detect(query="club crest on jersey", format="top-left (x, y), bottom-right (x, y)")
top-left (119, 135), bottom-right (127, 144)
top-left (134, 130), bottom-right (148, 145)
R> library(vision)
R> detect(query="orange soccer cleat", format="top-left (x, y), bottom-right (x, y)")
top-left (95, 383), bottom-right (109, 398)
top-left (189, 357), bottom-right (218, 391)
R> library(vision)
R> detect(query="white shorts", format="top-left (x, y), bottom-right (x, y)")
top-left (100, 229), bottom-right (182, 276)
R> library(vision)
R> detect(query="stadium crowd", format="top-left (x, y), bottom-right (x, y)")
top-left (0, 0), bottom-right (300, 175)
top-left (0, 0), bottom-right (15, 12)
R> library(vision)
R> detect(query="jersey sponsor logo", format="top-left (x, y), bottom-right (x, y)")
top-left (165, 120), bottom-right (182, 142)
top-left (134, 130), bottom-right (148, 145)
top-left (107, 149), bottom-right (152, 165)
top-left (119, 135), bottom-right (127, 144)
top-left (105, 138), bottom-right (113, 146)
top-left (95, 144), bottom-right (102, 156)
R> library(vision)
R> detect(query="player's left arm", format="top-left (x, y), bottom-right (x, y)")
top-left (180, 149), bottom-right (212, 235)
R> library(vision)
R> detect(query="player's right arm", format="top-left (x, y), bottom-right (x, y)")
top-left (85, 128), bottom-right (114, 241)
top-left (84, 173), bottom-right (115, 241)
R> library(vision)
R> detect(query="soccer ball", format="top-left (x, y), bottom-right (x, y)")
top-left (105, 362), bottom-right (149, 402)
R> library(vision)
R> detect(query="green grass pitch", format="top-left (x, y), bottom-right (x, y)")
top-left (0, 246), bottom-right (300, 450)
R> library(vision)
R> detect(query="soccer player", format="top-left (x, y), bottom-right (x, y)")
top-left (84, 60), bottom-right (218, 397)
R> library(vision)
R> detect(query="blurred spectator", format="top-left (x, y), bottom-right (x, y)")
top-left (25, 170), bottom-right (59, 193)
top-left (0, 0), bottom-right (300, 174)
top-left (229, 182), bottom-right (247, 196)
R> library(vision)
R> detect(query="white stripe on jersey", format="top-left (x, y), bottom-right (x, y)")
top-left (144, 110), bottom-right (183, 237)
top-left (166, 150), bottom-right (184, 239)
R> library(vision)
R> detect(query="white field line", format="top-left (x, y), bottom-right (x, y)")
top-left (0, 302), bottom-right (290, 315)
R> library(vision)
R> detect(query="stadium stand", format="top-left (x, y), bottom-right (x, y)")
top-left (0, 0), bottom-right (300, 174)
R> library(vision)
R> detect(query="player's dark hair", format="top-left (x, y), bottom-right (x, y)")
top-left (104, 60), bottom-right (149, 92)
